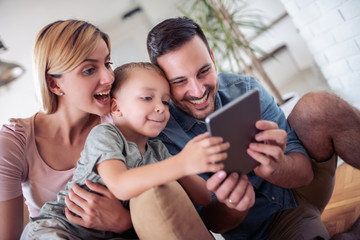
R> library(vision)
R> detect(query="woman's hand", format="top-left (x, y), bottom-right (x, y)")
top-left (65, 179), bottom-right (132, 233)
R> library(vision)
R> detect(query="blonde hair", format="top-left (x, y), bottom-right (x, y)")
top-left (33, 20), bottom-right (111, 113)
top-left (111, 62), bottom-right (166, 96)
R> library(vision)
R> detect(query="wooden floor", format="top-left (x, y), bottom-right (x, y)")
top-left (321, 162), bottom-right (360, 237)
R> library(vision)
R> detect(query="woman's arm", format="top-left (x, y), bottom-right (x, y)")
top-left (178, 175), bottom-right (211, 206)
top-left (0, 195), bottom-right (24, 240)
top-left (0, 121), bottom-right (29, 239)
top-left (65, 179), bottom-right (132, 233)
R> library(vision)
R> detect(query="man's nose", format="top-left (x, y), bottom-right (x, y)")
top-left (188, 78), bottom-right (205, 98)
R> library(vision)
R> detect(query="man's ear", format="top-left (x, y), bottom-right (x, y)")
top-left (210, 49), bottom-right (218, 71)
top-left (111, 98), bottom-right (123, 117)
top-left (46, 74), bottom-right (62, 95)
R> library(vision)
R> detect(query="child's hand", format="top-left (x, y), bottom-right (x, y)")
top-left (180, 132), bottom-right (230, 175)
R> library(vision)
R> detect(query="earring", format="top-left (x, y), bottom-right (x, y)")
top-left (59, 92), bottom-right (64, 96)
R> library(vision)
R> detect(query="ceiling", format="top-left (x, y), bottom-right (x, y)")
top-left (0, 0), bottom-right (149, 61)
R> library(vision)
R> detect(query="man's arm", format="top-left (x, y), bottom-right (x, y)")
top-left (202, 172), bottom-right (255, 233)
top-left (178, 175), bottom-right (212, 206)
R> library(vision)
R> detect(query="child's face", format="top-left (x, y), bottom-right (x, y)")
top-left (112, 68), bottom-right (170, 138)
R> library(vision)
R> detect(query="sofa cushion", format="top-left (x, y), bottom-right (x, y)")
top-left (130, 181), bottom-right (214, 240)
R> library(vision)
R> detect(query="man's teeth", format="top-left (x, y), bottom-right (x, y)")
top-left (190, 94), bottom-right (207, 105)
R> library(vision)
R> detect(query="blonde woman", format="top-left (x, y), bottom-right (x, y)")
top-left (0, 20), bottom-right (131, 239)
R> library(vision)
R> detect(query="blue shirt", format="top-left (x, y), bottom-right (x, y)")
top-left (156, 73), bottom-right (309, 239)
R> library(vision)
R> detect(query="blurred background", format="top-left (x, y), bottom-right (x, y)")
top-left (0, 0), bottom-right (359, 125)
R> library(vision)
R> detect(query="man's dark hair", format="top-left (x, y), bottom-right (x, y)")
top-left (147, 16), bottom-right (211, 66)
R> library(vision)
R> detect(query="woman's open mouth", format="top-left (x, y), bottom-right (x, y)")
top-left (94, 89), bottom-right (111, 104)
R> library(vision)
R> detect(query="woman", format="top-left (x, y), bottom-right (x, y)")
top-left (0, 20), bottom-right (131, 239)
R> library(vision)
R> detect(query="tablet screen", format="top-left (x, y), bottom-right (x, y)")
top-left (205, 89), bottom-right (261, 174)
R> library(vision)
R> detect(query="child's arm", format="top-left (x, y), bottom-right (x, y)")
top-left (178, 175), bottom-right (212, 206)
top-left (97, 133), bottom-right (229, 201)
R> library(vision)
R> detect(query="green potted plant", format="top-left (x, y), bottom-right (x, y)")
top-left (179, 0), bottom-right (285, 104)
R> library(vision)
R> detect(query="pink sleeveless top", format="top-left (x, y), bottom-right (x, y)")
top-left (0, 114), bottom-right (112, 217)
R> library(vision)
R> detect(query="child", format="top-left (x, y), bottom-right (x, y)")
top-left (21, 62), bottom-right (229, 239)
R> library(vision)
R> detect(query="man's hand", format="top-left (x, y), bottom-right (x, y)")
top-left (247, 120), bottom-right (287, 179)
top-left (201, 171), bottom-right (255, 233)
top-left (65, 179), bottom-right (132, 233)
top-left (248, 120), bottom-right (313, 188)
top-left (206, 171), bottom-right (255, 211)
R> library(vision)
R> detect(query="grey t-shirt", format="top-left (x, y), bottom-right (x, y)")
top-left (34, 123), bottom-right (171, 237)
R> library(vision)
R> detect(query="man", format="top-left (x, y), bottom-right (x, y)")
top-left (147, 16), bottom-right (331, 239)
top-left (288, 91), bottom-right (360, 240)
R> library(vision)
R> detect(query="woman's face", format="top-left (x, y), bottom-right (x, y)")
top-left (56, 39), bottom-right (114, 116)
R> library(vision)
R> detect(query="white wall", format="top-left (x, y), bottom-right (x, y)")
top-left (0, 0), bottom-right (182, 125)
top-left (0, 0), bottom-right (332, 126)
top-left (0, 0), bottom-right (135, 124)
top-left (244, 0), bottom-right (319, 94)
top-left (245, 0), bottom-right (315, 70)
top-left (280, 0), bottom-right (360, 109)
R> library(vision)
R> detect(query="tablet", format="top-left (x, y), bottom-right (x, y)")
top-left (205, 89), bottom-right (261, 175)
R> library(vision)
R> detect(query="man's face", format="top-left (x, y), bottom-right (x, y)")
top-left (157, 36), bottom-right (219, 121)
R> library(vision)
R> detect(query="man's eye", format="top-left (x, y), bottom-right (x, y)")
top-left (199, 67), bottom-right (210, 75)
top-left (105, 62), bottom-right (113, 69)
top-left (172, 79), bottom-right (185, 85)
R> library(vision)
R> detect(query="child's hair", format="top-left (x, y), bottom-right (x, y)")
top-left (111, 62), bottom-right (166, 97)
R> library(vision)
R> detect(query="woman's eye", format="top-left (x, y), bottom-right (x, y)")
top-left (83, 67), bottom-right (95, 75)
top-left (105, 62), bottom-right (113, 69)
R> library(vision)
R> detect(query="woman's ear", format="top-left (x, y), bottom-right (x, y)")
top-left (111, 98), bottom-right (123, 117)
top-left (46, 74), bottom-right (63, 95)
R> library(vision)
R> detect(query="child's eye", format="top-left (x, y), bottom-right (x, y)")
top-left (162, 100), bottom-right (169, 106)
top-left (143, 96), bottom-right (152, 101)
